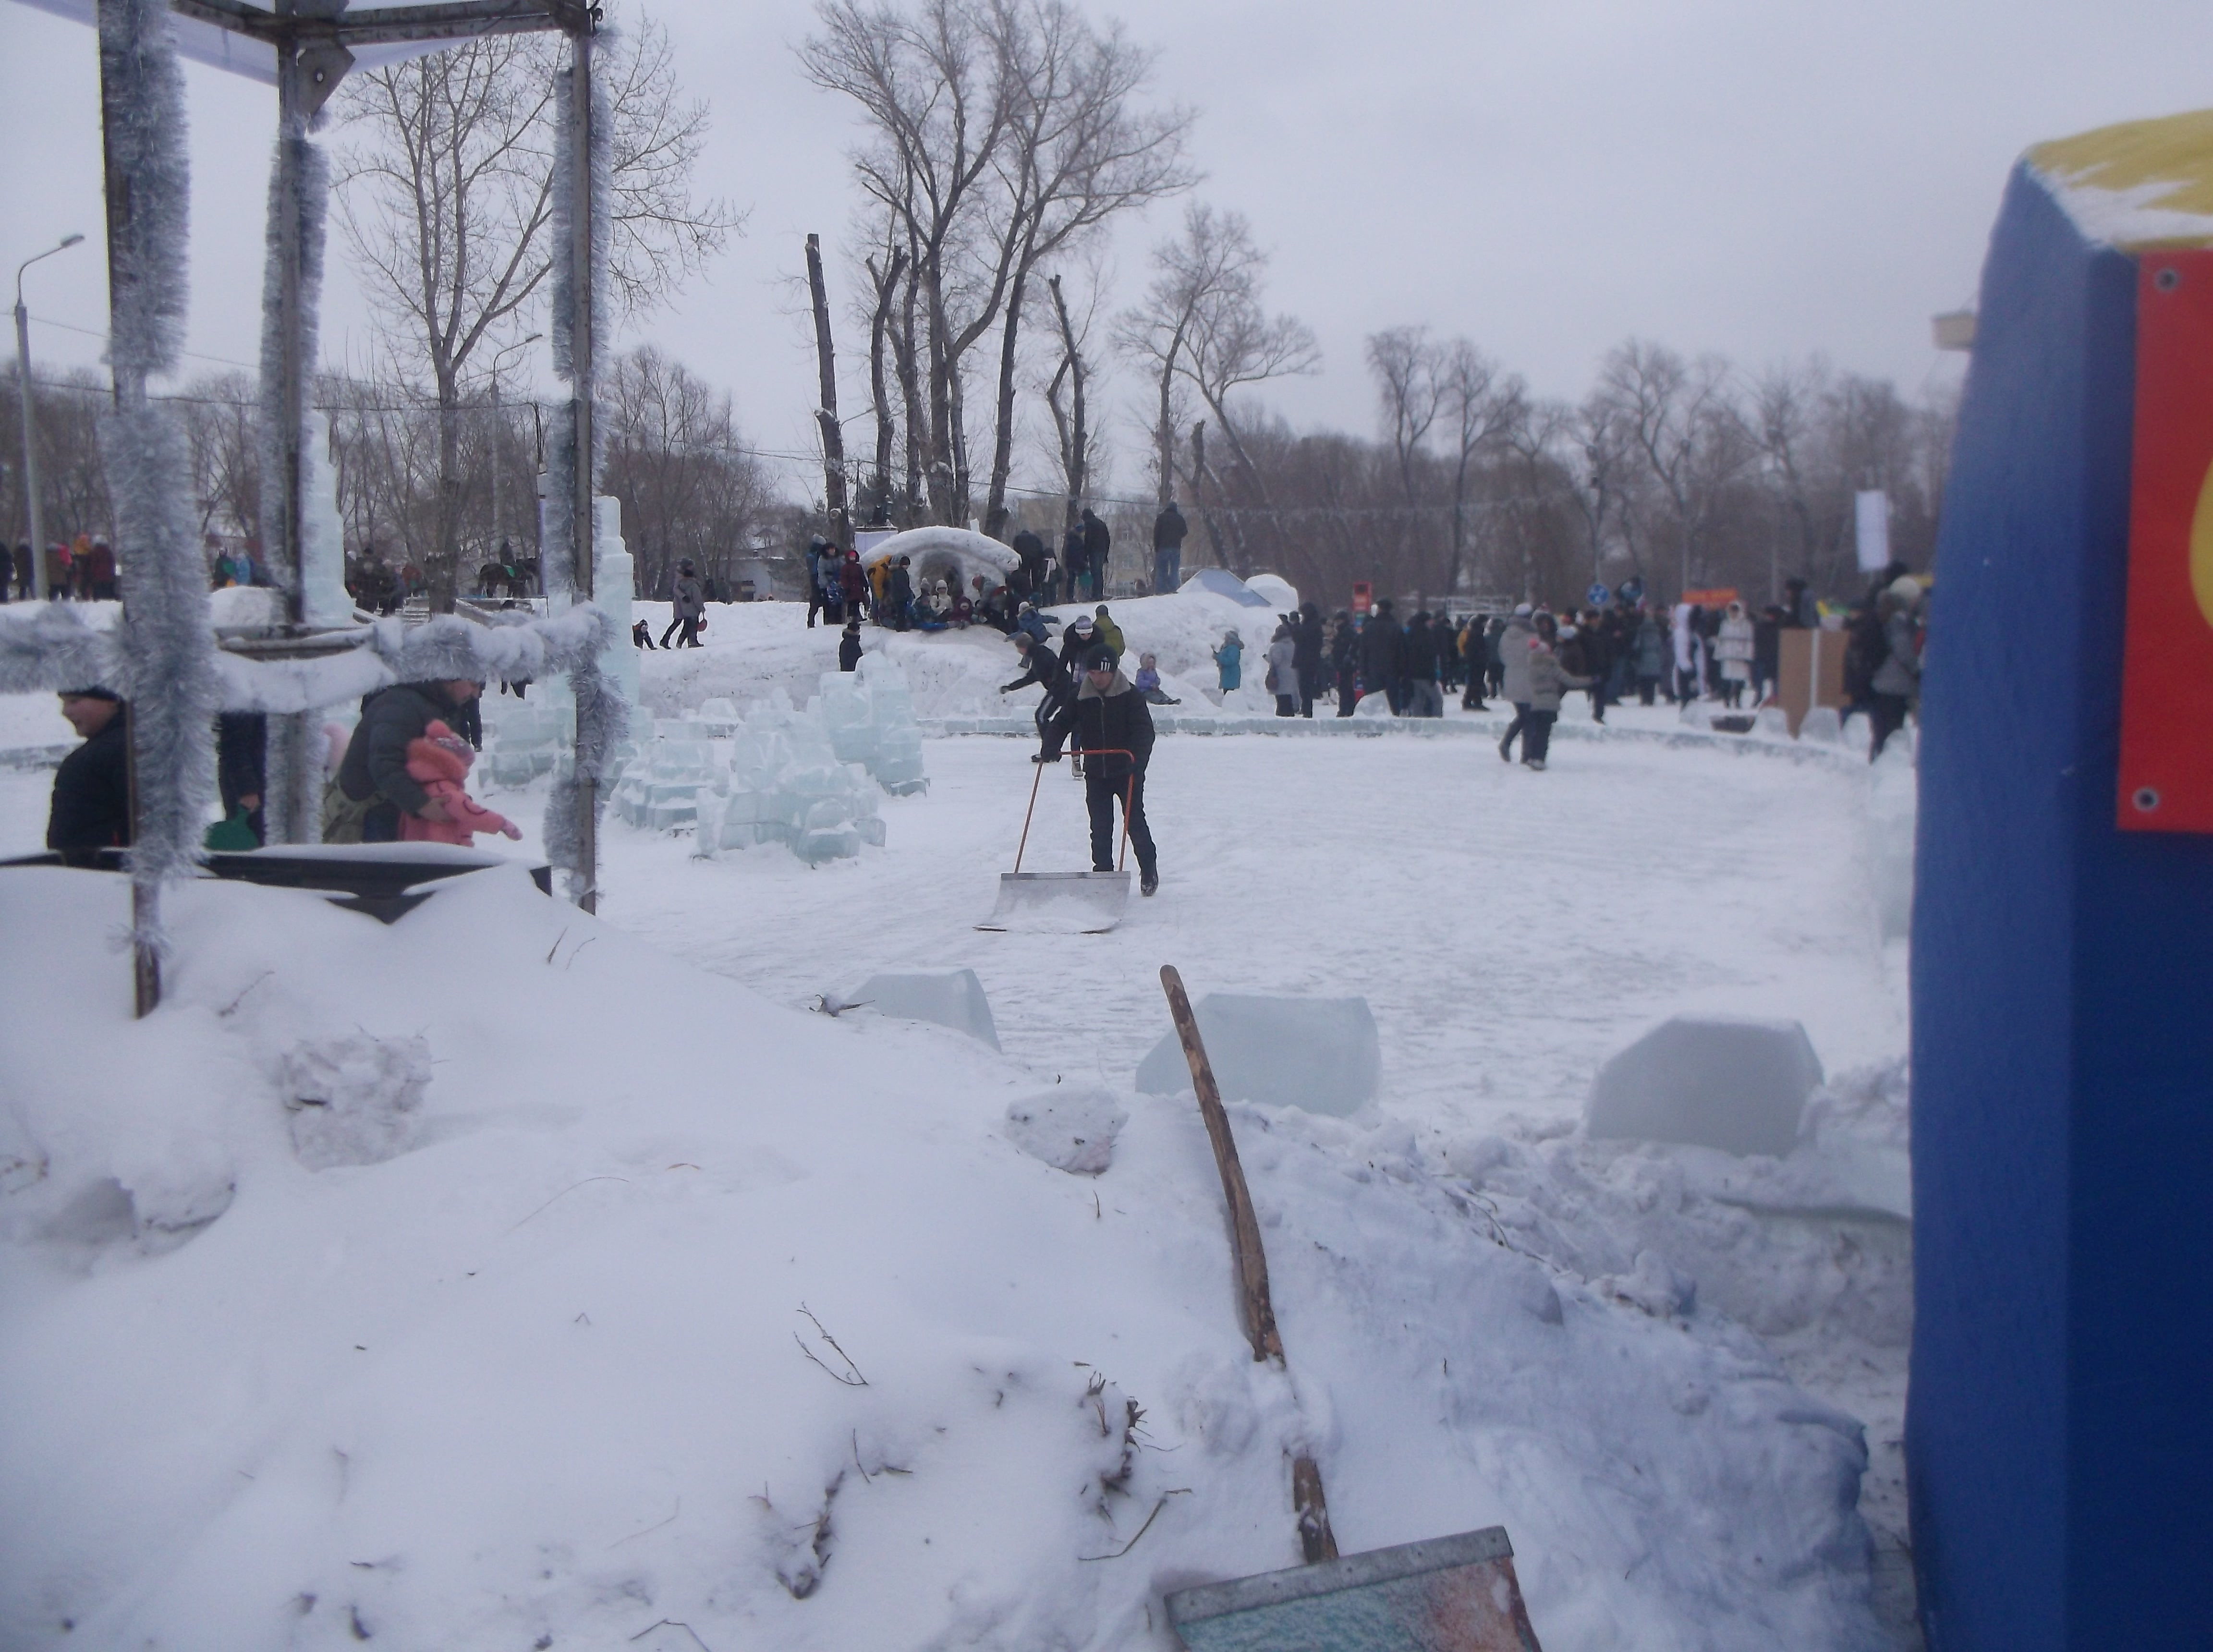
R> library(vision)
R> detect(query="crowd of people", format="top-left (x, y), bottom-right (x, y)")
top-left (2, 534), bottom-right (119, 602)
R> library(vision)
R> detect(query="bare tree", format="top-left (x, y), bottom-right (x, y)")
top-left (1593, 340), bottom-right (1752, 595)
top-left (333, 16), bottom-right (739, 608)
top-left (1436, 340), bottom-right (1524, 598)
top-left (974, 0), bottom-right (1193, 535)
top-left (802, 0), bottom-right (1015, 525)
top-left (1119, 204), bottom-right (1316, 574)
top-left (601, 345), bottom-right (775, 599)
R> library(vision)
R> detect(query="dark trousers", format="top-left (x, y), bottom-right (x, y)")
top-left (1870, 692), bottom-right (1910, 760)
top-left (1274, 694), bottom-right (1296, 717)
top-left (1500, 702), bottom-right (1532, 756)
top-left (1638, 675), bottom-right (1659, 705)
top-left (1336, 668), bottom-right (1359, 716)
top-left (660, 615), bottom-right (699, 648)
top-left (1085, 768), bottom-right (1155, 874)
top-left (1524, 708), bottom-right (1559, 763)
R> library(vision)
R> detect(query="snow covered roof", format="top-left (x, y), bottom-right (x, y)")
top-left (2027, 108), bottom-right (2213, 251)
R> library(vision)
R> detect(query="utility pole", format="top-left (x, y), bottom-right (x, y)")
top-left (568, 22), bottom-right (598, 912)
top-left (487, 331), bottom-right (541, 570)
top-left (14, 234), bottom-right (85, 600)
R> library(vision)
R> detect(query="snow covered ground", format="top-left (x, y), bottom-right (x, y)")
top-left (0, 592), bottom-right (1919, 1650)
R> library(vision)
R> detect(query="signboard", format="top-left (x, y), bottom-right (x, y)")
top-left (1618, 577), bottom-right (1645, 605)
top-left (1585, 582), bottom-right (1611, 608)
top-left (1350, 581), bottom-right (1373, 616)
top-left (1678, 587), bottom-right (1740, 608)
top-left (1855, 490), bottom-right (1892, 573)
top-left (2117, 251), bottom-right (2213, 832)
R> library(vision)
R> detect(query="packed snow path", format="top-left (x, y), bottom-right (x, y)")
top-left (582, 732), bottom-right (1904, 1137)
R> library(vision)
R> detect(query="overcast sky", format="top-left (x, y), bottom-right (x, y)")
top-left (7, 0), bottom-right (2213, 503)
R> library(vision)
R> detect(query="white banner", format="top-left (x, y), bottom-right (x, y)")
top-left (1855, 489), bottom-right (1892, 573)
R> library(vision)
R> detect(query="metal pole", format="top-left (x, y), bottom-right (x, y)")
top-left (13, 302), bottom-right (45, 599)
top-left (569, 24), bottom-right (597, 912)
top-left (96, 0), bottom-right (159, 1015)
top-left (13, 237), bottom-right (82, 599)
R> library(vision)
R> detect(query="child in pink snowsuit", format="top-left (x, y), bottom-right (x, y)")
top-left (399, 719), bottom-right (522, 844)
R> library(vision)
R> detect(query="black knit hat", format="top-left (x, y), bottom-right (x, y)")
top-left (60, 686), bottom-right (121, 703)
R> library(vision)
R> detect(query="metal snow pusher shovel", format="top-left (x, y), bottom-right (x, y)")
top-left (975, 750), bottom-right (1136, 935)
top-left (1157, 965), bottom-right (1545, 1652)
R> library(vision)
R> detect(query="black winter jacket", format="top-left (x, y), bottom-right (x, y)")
top-left (339, 681), bottom-right (472, 816)
top-left (1066, 673), bottom-right (1155, 780)
top-left (46, 714), bottom-right (132, 858)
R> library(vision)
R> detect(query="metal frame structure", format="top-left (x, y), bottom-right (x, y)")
top-left (70, 0), bottom-right (612, 1011)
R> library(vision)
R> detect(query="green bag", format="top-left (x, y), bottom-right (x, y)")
top-left (204, 809), bottom-right (259, 852)
top-left (321, 778), bottom-right (374, 844)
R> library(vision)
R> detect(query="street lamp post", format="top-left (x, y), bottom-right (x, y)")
top-left (487, 331), bottom-right (542, 576)
top-left (13, 233), bottom-right (86, 601)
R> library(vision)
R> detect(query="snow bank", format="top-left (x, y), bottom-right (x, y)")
top-left (0, 865), bottom-right (1886, 1651)
top-left (631, 583), bottom-right (1298, 727)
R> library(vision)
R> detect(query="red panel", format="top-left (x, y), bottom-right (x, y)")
top-left (2117, 251), bottom-right (2213, 832)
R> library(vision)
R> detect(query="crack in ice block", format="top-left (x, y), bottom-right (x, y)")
top-left (1133, 994), bottom-right (1380, 1117)
top-left (1584, 1015), bottom-right (1823, 1157)
top-left (850, 970), bottom-right (1001, 1050)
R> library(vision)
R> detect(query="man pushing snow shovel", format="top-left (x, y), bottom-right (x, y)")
top-left (1066, 649), bottom-right (1160, 896)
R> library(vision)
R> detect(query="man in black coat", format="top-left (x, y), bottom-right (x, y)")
top-left (1011, 527), bottom-right (1046, 600)
top-left (1293, 600), bottom-right (1326, 717)
top-left (1079, 507), bottom-right (1112, 601)
top-left (1059, 522), bottom-right (1086, 604)
top-left (46, 688), bottom-right (132, 864)
top-left (331, 678), bottom-right (484, 841)
top-left (1330, 612), bottom-right (1361, 717)
top-left (1398, 612), bottom-right (1442, 717)
top-left (1066, 649), bottom-right (1158, 894)
top-left (1152, 500), bottom-right (1187, 594)
top-left (1358, 600), bottom-right (1401, 713)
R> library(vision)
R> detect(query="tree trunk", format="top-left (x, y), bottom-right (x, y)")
top-left (805, 233), bottom-right (850, 547)
top-left (896, 251), bottom-right (924, 527)
top-left (981, 264), bottom-right (1027, 540)
top-left (865, 248), bottom-right (906, 525)
top-left (1050, 274), bottom-right (1088, 534)
top-left (432, 367), bottom-right (462, 612)
top-left (923, 261), bottom-right (955, 523)
top-left (1154, 318), bottom-right (1186, 510)
top-left (1190, 420), bottom-right (1230, 569)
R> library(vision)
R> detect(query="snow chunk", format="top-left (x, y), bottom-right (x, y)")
top-left (851, 969), bottom-right (1000, 1050)
top-left (1003, 1085), bottom-right (1127, 1175)
top-left (1598, 1249), bottom-right (1699, 1318)
top-left (1585, 1016), bottom-right (1823, 1157)
top-left (279, 1034), bottom-right (432, 1170)
top-left (1133, 994), bottom-right (1380, 1117)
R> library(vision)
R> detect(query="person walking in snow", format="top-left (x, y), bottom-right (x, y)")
top-left (660, 559), bottom-right (705, 648)
top-left (1152, 500), bottom-right (1187, 594)
top-left (1213, 628), bottom-right (1244, 693)
top-left (803, 535), bottom-right (828, 628)
top-left (1496, 604), bottom-right (1539, 760)
top-left (1059, 612), bottom-right (1100, 675)
top-left (1066, 648), bottom-right (1159, 896)
top-left (838, 619), bottom-right (863, 671)
top-left (1459, 615), bottom-right (1490, 711)
top-left (888, 555), bottom-right (915, 631)
top-left (1520, 613), bottom-right (1590, 771)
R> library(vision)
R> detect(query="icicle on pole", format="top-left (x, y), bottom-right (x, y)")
top-left (96, 0), bottom-right (219, 1017)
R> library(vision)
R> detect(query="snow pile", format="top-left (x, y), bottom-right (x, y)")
top-left (0, 866), bottom-right (1889, 1651)
top-left (279, 1033), bottom-right (432, 1171)
top-left (1003, 1085), bottom-right (1128, 1175)
top-left (1866, 738), bottom-right (1917, 942)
